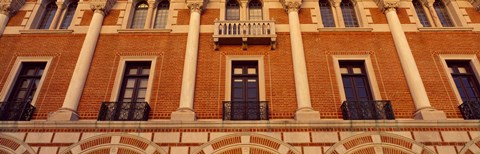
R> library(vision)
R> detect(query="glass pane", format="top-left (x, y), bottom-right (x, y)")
top-left (136, 98), bottom-right (145, 102)
top-left (131, 3), bottom-right (149, 29)
top-left (247, 79), bottom-right (257, 82)
top-left (247, 68), bottom-right (256, 74)
top-left (37, 69), bottom-right (44, 76)
top-left (413, 0), bottom-right (431, 27)
top-left (139, 79), bottom-right (148, 88)
top-left (248, 0), bottom-right (263, 21)
top-left (123, 98), bottom-right (132, 102)
top-left (340, 67), bottom-right (348, 74)
top-left (21, 80), bottom-right (30, 88)
top-left (234, 68), bottom-right (243, 74)
top-left (141, 68), bottom-right (150, 75)
top-left (126, 79), bottom-right (135, 88)
top-left (353, 67), bottom-right (362, 74)
top-left (449, 67), bottom-right (454, 73)
top-left (234, 79), bottom-right (243, 83)
top-left (319, 0), bottom-right (335, 27)
top-left (128, 68), bottom-right (138, 75)
top-left (458, 67), bottom-right (467, 74)
top-left (124, 89), bottom-right (133, 98)
top-left (433, 1), bottom-right (454, 27)
top-left (26, 69), bottom-right (36, 75)
top-left (137, 89), bottom-right (146, 98)
top-left (59, 2), bottom-right (78, 29)
top-left (341, 0), bottom-right (359, 27)
top-left (226, 0), bottom-right (240, 20)
top-left (154, 1), bottom-right (170, 28)
top-left (38, 3), bottom-right (57, 29)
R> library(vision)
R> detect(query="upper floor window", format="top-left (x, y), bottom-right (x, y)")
top-left (319, 0), bottom-right (335, 27)
top-left (340, 61), bottom-right (372, 101)
top-left (154, 0), bottom-right (170, 28)
top-left (119, 62), bottom-right (151, 103)
top-left (248, 0), bottom-right (263, 20)
top-left (447, 61), bottom-right (480, 102)
top-left (413, 0), bottom-right (431, 27)
top-left (340, 0), bottom-right (359, 27)
top-left (38, 2), bottom-right (57, 29)
top-left (226, 0), bottom-right (240, 20)
top-left (433, 0), bottom-right (454, 27)
top-left (59, 1), bottom-right (78, 29)
top-left (131, 1), bottom-right (149, 29)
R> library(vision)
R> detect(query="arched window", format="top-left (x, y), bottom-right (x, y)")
top-left (413, 0), bottom-right (431, 27)
top-left (38, 2), bottom-right (57, 29)
top-left (340, 0), bottom-right (359, 27)
top-left (248, 0), bottom-right (262, 20)
top-left (433, 0), bottom-right (454, 27)
top-left (59, 1), bottom-right (78, 29)
top-left (154, 0), bottom-right (170, 29)
top-left (226, 0), bottom-right (240, 20)
top-left (319, 0), bottom-right (335, 27)
top-left (131, 1), bottom-right (149, 29)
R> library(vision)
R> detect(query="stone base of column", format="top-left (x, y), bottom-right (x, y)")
top-left (171, 108), bottom-right (196, 121)
top-left (47, 108), bottom-right (80, 121)
top-left (295, 108), bottom-right (321, 121)
top-left (413, 108), bottom-right (447, 120)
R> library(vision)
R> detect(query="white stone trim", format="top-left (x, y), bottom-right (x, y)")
top-left (224, 55), bottom-right (266, 101)
top-left (438, 54), bottom-right (480, 105)
top-left (331, 54), bottom-right (382, 102)
top-left (109, 56), bottom-right (157, 103)
top-left (0, 56), bottom-right (53, 105)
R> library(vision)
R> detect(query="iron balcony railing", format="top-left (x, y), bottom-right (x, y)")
top-left (223, 101), bottom-right (269, 120)
top-left (459, 100), bottom-right (480, 119)
top-left (97, 102), bottom-right (150, 121)
top-left (213, 20), bottom-right (277, 50)
top-left (0, 101), bottom-right (36, 121)
top-left (341, 100), bottom-right (395, 120)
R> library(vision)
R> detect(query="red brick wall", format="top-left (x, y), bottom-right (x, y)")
top-left (299, 9), bottom-right (313, 24)
top-left (466, 8), bottom-right (480, 23)
top-left (176, 9), bottom-right (190, 25)
top-left (81, 10), bottom-right (93, 26)
top-left (370, 8), bottom-right (387, 24)
top-left (270, 9), bottom-right (289, 24)
top-left (0, 34), bottom-right (85, 119)
top-left (397, 8), bottom-right (411, 24)
top-left (7, 11), bottom-right (26, 26)
top-left (201, 9), bottom-right (220, 25)
top-left (104, 10), bottom-right (121, 25)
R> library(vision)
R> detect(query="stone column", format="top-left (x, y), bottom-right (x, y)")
top-left (422, 0), bottom-right (442, 27)
top-left (144, 1), bottom-right (155, 29)
top-left (281, 0), bottom-right (320, 121)
top-left (0, 0), bottom-right (25, 36)
top-left (170, 2), bottom-right (203, 121)
top-left (378, 0), bottom-right (446, 120)
top-left (48, 0), bottom-right (116, 121)
top-left (49, 2), bottom-right (64, 29)
top-left (331, 0), bottom-right (345, 28)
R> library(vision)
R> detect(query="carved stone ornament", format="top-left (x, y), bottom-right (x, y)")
top-left (375, 0), bottom-right (399, 13)
top-left (89, 0), bottom-right (117, 15)
top-left (0, 0), bottom-right (25, 16)
top-left (187, 2), bottom-right (203, 13)
top-left (280, 0), bottom-right (302, 13)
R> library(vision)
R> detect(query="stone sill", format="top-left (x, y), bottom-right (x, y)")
top-left (117, 29), bottom-right (172, 33)
top-left (0, 119), bottom-right (478, 129)
top-left (418, 27), bottom-right (474, 31)
top-left (19, 29), bottom-right (74, 34)
top-left (317, 27), bottom-right (373, 32)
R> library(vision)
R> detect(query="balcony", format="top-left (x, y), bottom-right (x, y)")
top-left (459, 100), bottom-right (480, 119)
top-left (341, 100), bottom-right (395, 120)
top-left (213, 20), bottom-right (277, 50)
top-left (97, 102), bottom-right (150, 121)
top-left (223, 101), bottom-right (269, 120)
top-left (0, 102), bottom-right (36, 121)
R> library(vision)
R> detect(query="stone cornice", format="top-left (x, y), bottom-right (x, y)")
top-left (375, 0), bottom-right (400, 13)
top-left (280, 0), bottom-right (302, 13)
top-left (89, 0), bottom-right (116, 15)
top-left (0, 0), bottom-right (25, 17)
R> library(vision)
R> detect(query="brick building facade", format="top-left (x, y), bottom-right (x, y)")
top-left (0, 0), bottom-right (480, 153)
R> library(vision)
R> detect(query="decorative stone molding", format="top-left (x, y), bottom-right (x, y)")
top-left (471, 0), bottom-right (480, 11)
top-left (89, 0), bottom-right (116, 15)
top-left (375, 0), bottom-right (399, 13)
top-left (187, 2), bottom-right (203, 13)
top-left (280, 0), bottom-right (302, 13)
top-left (0, 0), bottom-right (25, 17)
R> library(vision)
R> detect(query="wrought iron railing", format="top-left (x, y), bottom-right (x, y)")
top-left (223, 101), bottom-right (269, 120)
top-left (0, 101), bottom-right (36, 121)
top-left (341, 100), bottom-right (395, 120)
top-left (97, 102), bottom-right (150, 121)
top-left (459, 100), bottom-right (480, 119)
top-left (213, 20), bottom-right (277, 50)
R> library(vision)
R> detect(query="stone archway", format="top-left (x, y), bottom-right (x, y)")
top-left (191, 133), bottom-right (300, 154)
top-left (324, 132), bottom-right (436, 154)
top-left (0, 134), bottom-right (36, 154)
top-left (59, 133), bottom-right (167, 154)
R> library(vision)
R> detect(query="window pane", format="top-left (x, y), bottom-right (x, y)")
top-left (131, 2), bottom-right (149, 29)
top-left (458, 67), bottom-right (467, 74)
top-left (126, 79), bottom-right (135, 88)
top-left (59, 2), bottom-right (78, 29)
top-left (433, 1), bottom-right (454, 27)
top-left (38, 3), bottom-right (57, 29)
top-left (319, 0), bottom-right (335, 27)
top-left (352, 67), bottom-right (362, 74)
top-left (137, 89), bottom-right (146, 98)
top-left (234, 68), bottom-right (243, 74)
top-left (141, 68), bottom-right (150, 75)
top-left (226, 0), bottom-right (240, 20)
top-left (413, 0), bottom-right (431, 27)
top-left (248, 0), bottom-right (263, 20)
top-left (341, 0), bottom-right (359, 27)
top-left (139, 79), bottom-right (148, 88)
top-left (128, 68), bottom-right (138, 75)
top-left (340, 67), bottom-right (348, 74)
top-left (124, 89), bottom-right (133, 98)
top-left (26, 69), bottom-right (36, 76)
top-left (154, 1), bottom-right (169, 28)
top-left (247, 68), bottom-right (256, 74)
top-left (20, 80), bottom-right (30, 88)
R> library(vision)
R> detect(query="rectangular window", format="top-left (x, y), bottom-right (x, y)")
top-left (340, 61), bottom-right (373, 101)
top-left (447, 61), bottom-right (480, 102)
top-left (118, 61), bottom-right (151, 103)
top-left (1, 62), bottom-right (46, 121)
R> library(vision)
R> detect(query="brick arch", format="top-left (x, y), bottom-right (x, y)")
top-left (59, 133), bottom-right (167, 154)
top-left (0, 134), bottom-right (36, 154)
top-left (191, 133), bottom-right (300, 154)
top-left (459, 135), bottom-right (480, 154)
top-left (324, 132), bottom-right (436, 154)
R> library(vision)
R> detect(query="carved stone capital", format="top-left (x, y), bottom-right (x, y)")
top-left (187, 2), bottom-right (203, 13)
top-left (280, 0), bottom-right (302, 13)
top-left (375, 0), bottom-right (399, 13)
top-left (89, 0), bottom-right (116, 15)
top-left (471, 0), bottom-right (480, 11)
top-left (0, 0), bottom-right (25, 17)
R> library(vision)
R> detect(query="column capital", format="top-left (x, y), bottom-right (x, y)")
top-left (280, 0), bottom-right (302, 13)
top-left (0, 0), bottom-right (25, 17)
top-left (187, 2), bottom-right (204, 13)
top-left (471, 0), bottom-right (480, 11)
top-left (89, 0), bottom-right (116, 15)
top-left (375, 0), bottom-right (399, 13)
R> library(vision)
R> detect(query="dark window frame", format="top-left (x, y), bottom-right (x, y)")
top-left (118, 61), bottom-right (151, 103)
top-left (339, 61), bottom-right (373, 101)
top-left (319, 0), bottom-right (336, 27)
top-left (447, 61), bottom-right (480, 102)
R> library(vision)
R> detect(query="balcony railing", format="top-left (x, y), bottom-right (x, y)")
top-left (97, 102), bottom-right (150, 121)
top-left (459, 100), bottom-right (480, 119)
top-left (223, 101), bottom-right (269, 120)
top-left (213, 20), bottom-right (277, 50)
top-left (341, 100), bottom-right (395, 120)
top-left (0, 101), bottom-right (36, 121)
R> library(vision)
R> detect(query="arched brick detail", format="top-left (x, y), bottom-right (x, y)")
top-left (0, 134), bottom-right (35, 154)
top-left (191, 133), bottom-right (300, 154)
top-left (59, 133), bottom-right (167, 154)
top-left (459, 135), bottom-right (480, 154)
top-left (324, 132), bottom-right (435, 154)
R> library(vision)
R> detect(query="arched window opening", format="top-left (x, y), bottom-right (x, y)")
top-left (433, 0), bottom-right (454, 27)
top-left (59, 1), bottom-right (78, 29)
top-left (38, 2), bottom-right (57, 29)
top-left (319, 0), bottom-right (335, 27)
top-left (340, 0), bottom-right (359, 27)
top-left (131, 1), bottom-right (149, 29)
top-left (248, 0), bottom-right (262, 20)
top-left (226, 0), bottom-right (240, 20)
top-left (154, 0), bottom-right (170, 28)
top-left (413, 0), bottom-right (431, 27)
